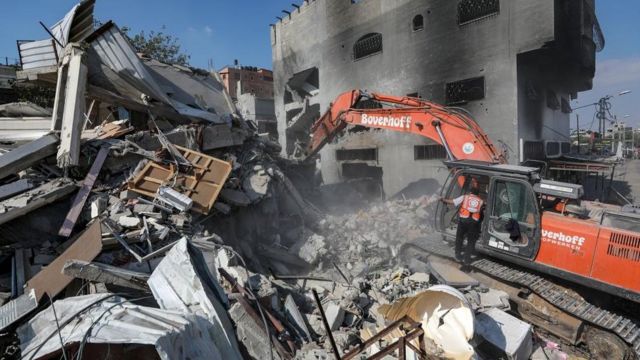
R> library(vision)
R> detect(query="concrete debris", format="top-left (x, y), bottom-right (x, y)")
top-left (0, 133), bottom-right (59, 180)
top-left (475, 307), bottom-right (534, 360)
top-left (62, 259), bottom-right (150, 291)
top-left (428, 260), bottom-right (480, 288)
top-left (229, 302), bottom-right (283, 360)
top-left (53, 43), bottom-right (88, 168)
top-left (324, 303), bottom-right (345, 331)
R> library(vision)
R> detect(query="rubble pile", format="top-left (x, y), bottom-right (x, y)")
top-left (287, 196), bottom-right (438, 277)
top-left (0, 2), bottom-right (588, 360)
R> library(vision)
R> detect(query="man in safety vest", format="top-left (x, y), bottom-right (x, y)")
top-left (440, 180), bottom-right (484, 270)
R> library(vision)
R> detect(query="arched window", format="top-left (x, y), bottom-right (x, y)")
top-left (353, 33), bottom-right (382, 60)
top-left (412, 14), bottom-right (424, 31)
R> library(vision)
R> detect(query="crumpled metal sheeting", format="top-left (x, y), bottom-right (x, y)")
top-left (148, 238), bottom-right (243, 360)
top-left (87, 23), bottom-right (229, 124)
top-left (18, 294), bottom-right (226, 360)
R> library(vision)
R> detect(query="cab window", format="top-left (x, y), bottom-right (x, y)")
top-left (492, 180), bottom-right (537, 226)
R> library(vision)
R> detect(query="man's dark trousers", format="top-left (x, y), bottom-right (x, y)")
top-left (455, 217), bottom-right (480, 265)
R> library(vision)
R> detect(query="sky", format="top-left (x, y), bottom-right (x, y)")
top-left (0, 0), bottom-right (638, 127)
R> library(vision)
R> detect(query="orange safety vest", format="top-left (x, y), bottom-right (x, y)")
top-left (459, 194), bottom-right (484, 221)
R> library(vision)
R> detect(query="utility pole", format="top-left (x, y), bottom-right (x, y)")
top-left (576, 114), bottom-right (580, 155)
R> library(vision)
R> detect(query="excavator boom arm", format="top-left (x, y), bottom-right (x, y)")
top-left (306, 90), bottom-right (505, 163)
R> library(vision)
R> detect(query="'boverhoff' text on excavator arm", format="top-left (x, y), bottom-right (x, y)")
top-left (305, 89), bottom-right (506, 163)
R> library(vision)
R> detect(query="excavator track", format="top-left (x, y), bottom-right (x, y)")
top-left (404, 240), bottom-right (640, 358)
top-left (472, 258), bottom-right (640, 358)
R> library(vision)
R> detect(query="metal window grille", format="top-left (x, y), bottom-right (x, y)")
top-left (353, 33), bottom-right (383, 60)
top-left (445, 77), bottom-right (485, 105)
top-left (458, 0), bottom-right (500, 25)
top-left (414, 145), bottom-right (447, 160)
top-left (336, 148), bottom-right (378, 161)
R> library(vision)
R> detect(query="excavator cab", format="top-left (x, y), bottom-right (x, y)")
top-left (436, 161), bottom-right (543, 261)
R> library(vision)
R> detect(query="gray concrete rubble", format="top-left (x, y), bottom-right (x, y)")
top-left (0, 1), bottom-right (574, 360)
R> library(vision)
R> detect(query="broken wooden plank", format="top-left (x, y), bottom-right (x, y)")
top-left (26, 221), bottom-right (103, 301)
top-left (0, 133), bottom-right (59, 180)
top-left (58, 146), bottom-right (110, 237)
top-left (62, 260), bottom-right (149, 291)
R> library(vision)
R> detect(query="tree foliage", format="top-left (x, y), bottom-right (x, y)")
top-left (10, 81), bottom-right (56, 109)
top-left (121, 26), bottom-right (190, 66)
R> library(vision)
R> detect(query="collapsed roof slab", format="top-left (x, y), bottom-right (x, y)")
top-left (0, 133), bottom-right (59, 180)
top-left (0, 178), bottom-right (77, 227)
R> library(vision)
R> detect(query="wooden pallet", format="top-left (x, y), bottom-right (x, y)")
top-left (128, 145), bottom-right (231, 214)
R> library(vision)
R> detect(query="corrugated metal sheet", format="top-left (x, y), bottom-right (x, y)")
top-left (51, 0), bottom-right (95, 51)
top-left (19, 293), bottom-right (230, 360)
top-left (87, 23), bottom-right (224, 123)
top-left (19, 0), bottom-right (95, 70)
top-left (18, 40), bottom-right (58, 70)
top-left (89, 24), bottom-right (169, 103)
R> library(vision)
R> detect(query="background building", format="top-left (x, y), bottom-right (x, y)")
top-left (219, 65), bottom-right (277, 139)
top-left (219, 66), bottom-right (274, 101)
top-left (236, 93), bottom-right (278, 139)
top-left (271, 0), bottom-right (603, 197)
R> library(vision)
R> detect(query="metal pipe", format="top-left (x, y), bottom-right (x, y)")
top-left (312, 289), bottom-right (341, 360)
top-left (432, 120), bottom-right (456, 160)
top-left (39, 21), bottom-right (64, 48)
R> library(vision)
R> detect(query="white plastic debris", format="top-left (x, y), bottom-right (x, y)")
top-left (378, 285), bottom-right (475, 360)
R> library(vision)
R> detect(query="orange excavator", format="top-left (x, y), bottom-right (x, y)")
top-left (306, 89), bottom-right (640, 358)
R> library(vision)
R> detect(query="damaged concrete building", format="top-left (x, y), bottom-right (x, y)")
top-left (219, 66), bottom-right (278, 140)
top-left (272, 0), bottom-right (604, 196)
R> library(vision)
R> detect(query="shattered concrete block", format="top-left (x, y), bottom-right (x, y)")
top-left (119, 190), bottom-right (138, 200)
top-left (133, 203), bottom-right (155, 214)
top-left (408, 272), bottom-right (430, 284)
top-left (296, 344), bottom-right (330, 360)
top-left (324, 303), bottom-right (345, 331)
top-left (202, 125), bottom-right (245, 151)
top-left (90, 197), bottom-right (107, 219)
top-left (169, 214), bottom-right (189, 228)
top-left (476, 308), bottom-right (533, 360)
top-left (117, 216), bottom-right (141, 228)
top-left (248, 273), bottom-right (277, 299)
top-left (305, 313), bottom-right (326, 337)
top-left (290, 232), bottom-right (327, 265)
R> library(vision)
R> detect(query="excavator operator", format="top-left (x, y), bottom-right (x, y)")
top-left (440, 178), bottom-right (485, 271)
